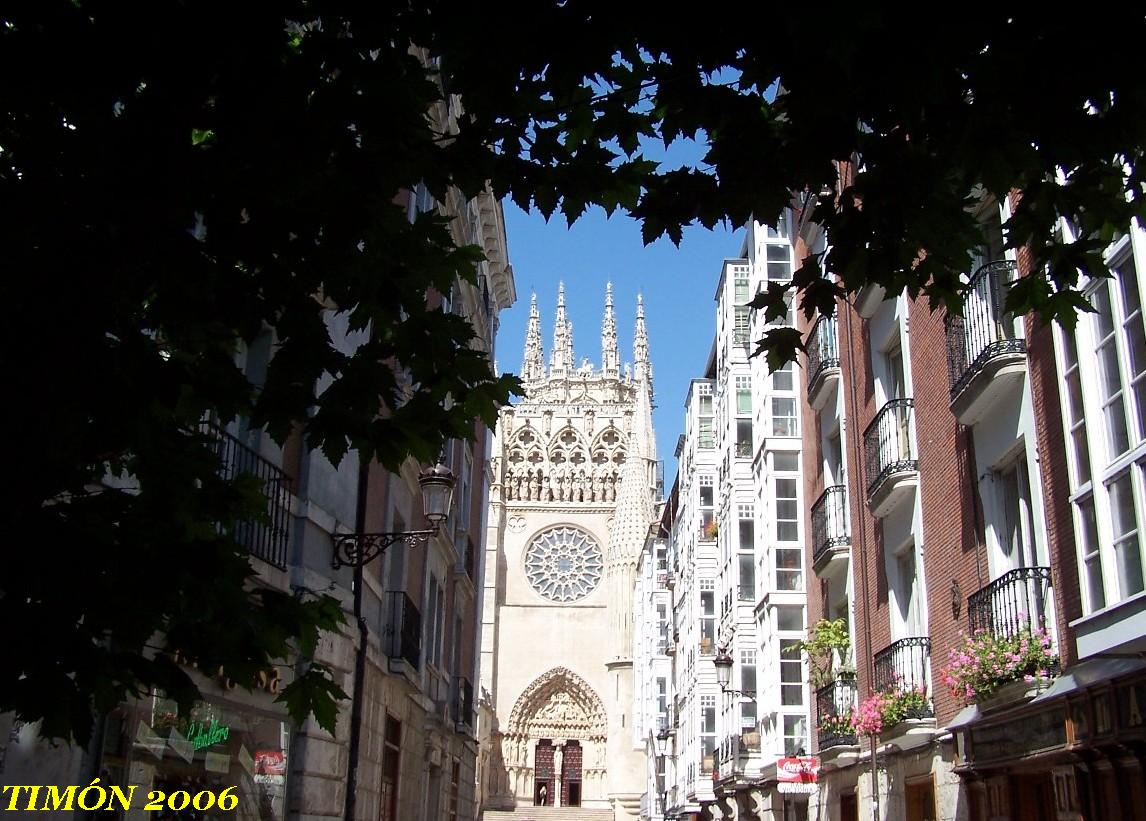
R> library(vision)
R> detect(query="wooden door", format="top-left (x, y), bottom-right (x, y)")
top-left (561, 741), bottom-right (583, 807)
top-left (534, 740), bottom-right (554, 805)
top-left (906, 779), bottom-right (937, 821)
top-left (840, 793), bottom-right (858, 821)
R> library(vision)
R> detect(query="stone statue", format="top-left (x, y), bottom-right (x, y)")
top-left (575, 470), bottom-right (587, 502)
top-left (606, 473), bottom-right (616, 502)
top-left (541, 474), bottom-right (552, 502)
top-left (505, 470), bottom-right (515, 500)
top-left (559, 471), bottom-right (571, 502)
top-left (592, 472), bottom-right (604, 502)
top-left (529, 470), bottom-right (540, 502)
top-left (554, 744), bottom-right (564, 776)
top-left (515, 472), bottom-right (525, 501)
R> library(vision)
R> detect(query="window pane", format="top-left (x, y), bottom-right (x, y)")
top-left (1094, 286), bottom-right (1116, 338)
top-left (1109, 473), bottom-right (1144, 596)
top-left (776, 605), bottom-right (804, 631)
top-left (772, 364), bottom-right (793, 392)
top-left (1077, 496), bottom-right (1105, 610)
top-left (774, 452), bottom-right (799, 472)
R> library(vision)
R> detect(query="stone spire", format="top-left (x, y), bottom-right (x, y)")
top-left (521, 293), bottom-right (545, 384)
top-left (606, 367), bottom-right (656, 660)
top-left (601, 282), bottom-right (619, 378)
top-left (633, 293), bottom-right (651, 387)
top-left (550, 282), bottom-right (574, 377)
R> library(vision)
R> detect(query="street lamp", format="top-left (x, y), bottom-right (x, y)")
top-left (713, 647), bottom-right (756, 700)
top-left (331, 462), bottom-right (457, 568)
top-left (655, 726), bottom-right (673, 756)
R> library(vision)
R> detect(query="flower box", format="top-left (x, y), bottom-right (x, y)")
top-left (977, 676), bottom-right (1052, 713)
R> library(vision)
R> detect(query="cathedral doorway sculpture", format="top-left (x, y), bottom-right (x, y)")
top-left (503, 667), bottom-right (607, 807)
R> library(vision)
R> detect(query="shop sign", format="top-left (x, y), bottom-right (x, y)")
top-left (255, 750), bottom-right (287, 786)
top-left (186, 719), bottom-right (231, 750)
top-left (776, 757), bottom-right (819, 783)
top-left (969, 706), bottom-right (1066, 762)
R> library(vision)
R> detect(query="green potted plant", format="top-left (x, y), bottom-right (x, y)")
top-left (795, 618), bottom-right (851, 688)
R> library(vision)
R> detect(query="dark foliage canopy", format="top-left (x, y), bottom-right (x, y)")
top-left (3, 2), bottom-right (1143, 741)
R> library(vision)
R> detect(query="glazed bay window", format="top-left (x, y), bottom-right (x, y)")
top-left (782, 715), bottom-right (808, 756)
top-left (701, 581), bottom-right (716, 652)
top-left (738, 504), bottom-right (755, 600)
top-left (740, 650), bottom-right (758, 729)
top-left (701, 694), bottom-right (717, 765)
top-left (734, 306), bottom-right (751, 346)
top-left (766, 242), bottom-right (792, 283)
top-left (775, 478), bottom-right (799, 542)
top-left (780, 638), bottom-right (804, 706)
top-left (772, 397), bottom-right (797, 437)
top-left (736, 419), bottom-right (753, 458)
top-left (736, 375), bottom-right (752, 414)
top-left (734, 265), bottom-right (751, 303)
top-left (1059, 232), bottom-right (1146, 615)
top-left (699, 385), bottom-right (714, 448)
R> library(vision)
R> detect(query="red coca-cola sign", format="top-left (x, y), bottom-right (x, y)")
top-left (775, 756), bottom-right (819, 783)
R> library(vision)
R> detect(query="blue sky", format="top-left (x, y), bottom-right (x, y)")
top-left (494, 199), bottom-right (743, 485)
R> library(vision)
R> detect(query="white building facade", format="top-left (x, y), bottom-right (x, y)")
top-left (651, 234), bottom-right (812, 821)
top-left (478, 285), bottom-right (658, 821)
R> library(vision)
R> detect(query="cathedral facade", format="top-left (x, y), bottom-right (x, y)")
top-left (478, 284), bottom-right (657, 820)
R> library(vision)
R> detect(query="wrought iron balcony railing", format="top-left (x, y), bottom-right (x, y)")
top-left (863, 399), bottom-right (917, 498)
top-left (202, 423), bottom-right (292, 569)
top-left (968, 566), bottom-right (1053, 640)
top-left (807, 315), bottom-right (840, 398)
top-left (811, 485), bottom-right (850, 566)
top-left (385, 591), bottom-right (422, 670)
top-left (873, 637), bottom-right (933, 719)
top-left (816, 676), bottom-right (858, 749)
top-left (946, 260), bottom-right (1025, 399)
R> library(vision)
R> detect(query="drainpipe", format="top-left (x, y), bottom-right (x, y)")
top-left (343, 458), bottom-right (371, 821)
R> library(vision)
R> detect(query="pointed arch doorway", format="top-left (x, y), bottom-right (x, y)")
top-left (503, 667), bottom-right (606, 808)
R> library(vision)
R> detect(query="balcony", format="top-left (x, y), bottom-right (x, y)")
top-left (855, 282), bottom-right (888, 319)
top-left (385, 591), bottom-right (422, 673)
top-left (203, 423), bottom-right (292, 569)
top-left (452, 675), bottom-right (474, 730)
top-left (807, 316), bottom-right (841, 411)
top-left (811, 485), bottom-right (851, 573)
top-left (946, 260), bottom-right (1027, 425)
top-left (968, 566), bottom-right (1053, 640)
top-left (873, 637), bottom-right (933, 719)
top-left (816, 676), bottom-right (858, 750)
top-left (863, 398), bottom-right (918, 517)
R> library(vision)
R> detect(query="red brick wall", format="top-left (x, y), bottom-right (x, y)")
top-left (837, 294), bottom-right (990, 728)
top-left (908, 301), bottom-right (987, 725)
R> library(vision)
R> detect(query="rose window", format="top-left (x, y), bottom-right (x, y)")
top-left (524, 526), bottom-right (604, 602)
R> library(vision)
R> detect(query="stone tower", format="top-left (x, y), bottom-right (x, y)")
top-left (479, 285), bottom-right (657, 820)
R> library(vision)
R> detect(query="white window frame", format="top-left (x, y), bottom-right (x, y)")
top-left (1055, 223), bottom-right (1146, 611)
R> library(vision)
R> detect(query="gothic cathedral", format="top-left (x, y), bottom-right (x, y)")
top-left (479, 284), bottom-right (657, 820)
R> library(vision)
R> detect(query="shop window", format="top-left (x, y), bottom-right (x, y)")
top-left (103, 694), bottom-right (292, 821)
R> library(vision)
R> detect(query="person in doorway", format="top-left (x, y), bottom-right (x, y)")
top-left (538, 783), bottom-right (548, 805)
